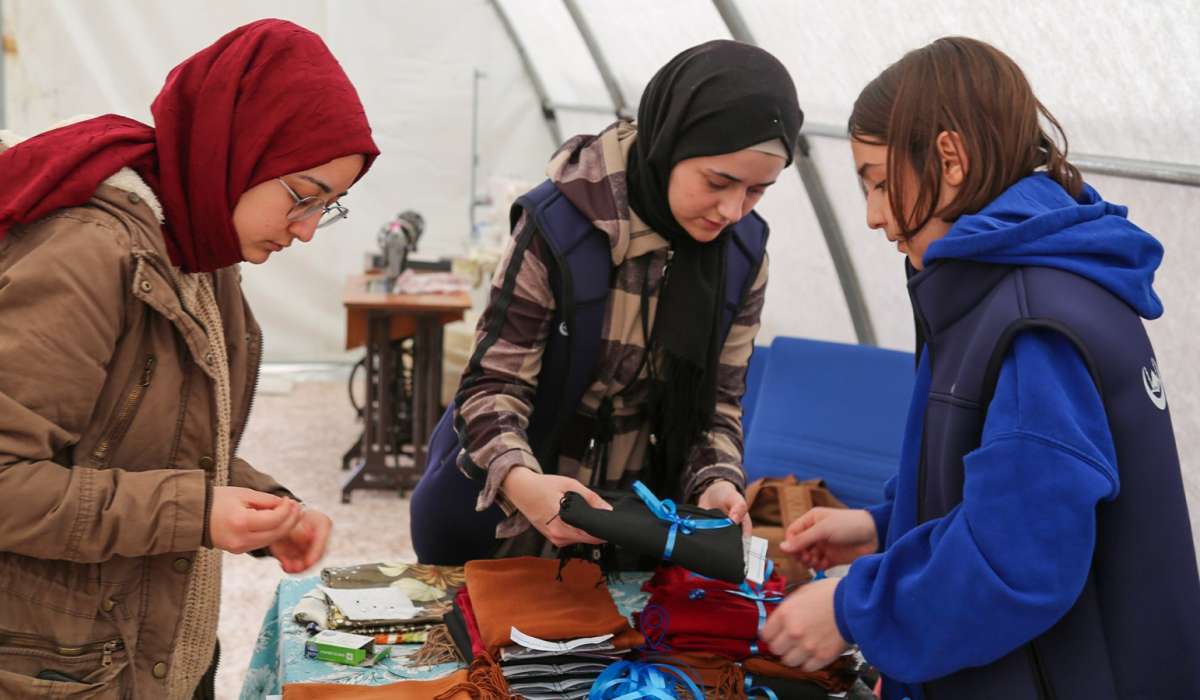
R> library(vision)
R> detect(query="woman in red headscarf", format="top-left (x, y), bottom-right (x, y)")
top-left (0, 20), bottom-right (378, 699)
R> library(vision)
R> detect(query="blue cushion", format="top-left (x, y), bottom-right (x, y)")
top-left (741, 345), bottom-right (770, 443)
top-left (744, 337), bottom-right (914, 508)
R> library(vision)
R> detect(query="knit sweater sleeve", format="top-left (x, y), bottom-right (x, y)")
top-left (832, 329), bottom-right (1119, 682)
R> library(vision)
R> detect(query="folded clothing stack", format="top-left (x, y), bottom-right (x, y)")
top-left (447, 557), bottom-right (646, 699)
top-left (638, 564), bottom-right (787, 659)
top-left (635, 565), bottom-right (861, 697)
top-left (294, 562), bottom-right (464, 643)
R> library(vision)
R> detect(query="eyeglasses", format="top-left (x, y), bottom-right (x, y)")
top-left (277, 178), bottom-right (349, 228)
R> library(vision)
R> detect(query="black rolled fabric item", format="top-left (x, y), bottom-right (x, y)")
top-left (443, 604), bottom-right (474, 662)
top-left (744, 675), bottom-right (831, 699)
top-left (558, 488), bottom-right (745, 583)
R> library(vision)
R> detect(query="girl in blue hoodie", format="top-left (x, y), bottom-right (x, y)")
top-left (761, 37), bottom-right (1200, 699)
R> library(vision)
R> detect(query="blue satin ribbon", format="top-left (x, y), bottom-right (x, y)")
top-left (632, 481), bottom-right (733, 561)
top-left (589, 660), bottom-right (706, 700)
top-left (744, 674), bottom-right (780, 700)
top-left (726, 560), bottom-right (782, 640)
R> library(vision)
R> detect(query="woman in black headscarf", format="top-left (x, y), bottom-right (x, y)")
top-left (411, 40), bottom-right (804, 563)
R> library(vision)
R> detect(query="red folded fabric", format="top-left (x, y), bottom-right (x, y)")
top-left (638, 565), bottom-right (787, 647)
top-left (455, 587), bottom-right (486, 658)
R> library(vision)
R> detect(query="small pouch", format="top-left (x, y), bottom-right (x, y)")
top-left (745, 476), bottom-right (846, 584)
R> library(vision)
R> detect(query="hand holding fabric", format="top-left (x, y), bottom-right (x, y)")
top-left (209, 486), bottom-right (303, 554)
top-left (697, 479), bottom-right (753, 537)
top-left (761, 578), bottom-right (847, 671)
top-left (269, 507), bottom-right (333, 573)
top-left (502, 467), bottom-right (612, 547)
top-left (560, 483), bottom-right (746, 582)
top-left (779, 507), bottom-right (877, 570)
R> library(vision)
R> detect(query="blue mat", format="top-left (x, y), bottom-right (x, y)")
top-left (743, 337), bottom-right (914, 508)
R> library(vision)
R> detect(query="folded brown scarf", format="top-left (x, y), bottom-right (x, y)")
top-left (463, 557), bottom-right (643, 654)
top-left (282, 655), bottom-right (515, 699)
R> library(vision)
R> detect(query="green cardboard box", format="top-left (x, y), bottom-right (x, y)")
top-left (304, 630), bottom-right (375, 666)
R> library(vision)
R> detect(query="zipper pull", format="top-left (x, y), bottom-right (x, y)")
top-left (102, 640), bottom-right (117, 667)
top-left (140, 356), bottom-right (156, 386)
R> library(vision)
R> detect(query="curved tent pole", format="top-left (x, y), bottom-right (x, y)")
top-left (713, 0), bottom-right (878, 346)
top-left (562, 0), bottom-right (628, 118)
top-left (489, 0), bottom-right (563, 147)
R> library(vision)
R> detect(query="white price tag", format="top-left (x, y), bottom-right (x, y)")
top-left (743, 535), bottom-right (769, 585)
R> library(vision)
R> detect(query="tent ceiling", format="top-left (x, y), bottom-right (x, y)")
top-left (3, 0), bottom-right (1198, 545)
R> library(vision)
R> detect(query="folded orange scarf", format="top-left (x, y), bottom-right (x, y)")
top-left (282, 671), bottom-right (473, 699)
top-left (282, 655), bottom-right (516, 699)
top-left (463, 557), bottom-right (643, 654)
top-left (743, 654), bottom-right (858, 692)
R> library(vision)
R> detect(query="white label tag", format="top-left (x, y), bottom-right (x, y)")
top-left (743, 535), bottom-right (769, 585)
top-left (509, 627), bottom-right (614, 653)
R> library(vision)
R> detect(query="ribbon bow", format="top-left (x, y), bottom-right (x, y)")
top-left (632, 481), bottom-right (733, 561)
top-left (589, 660), bottom-right (706, 700)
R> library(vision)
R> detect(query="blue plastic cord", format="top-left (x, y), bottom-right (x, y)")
top-left (589, 660), bottom-right (707, 700)
top-left (632, 481), bottom-right (733, 560)
top-left (744, 674), bottom-right (780, 700)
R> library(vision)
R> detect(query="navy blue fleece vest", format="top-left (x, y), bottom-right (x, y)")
top-left (427, 179), bottom-right (767, 480)
top-left (514, 180), bottom-right (767, 470)
top-left (910, 260), bottom-right (1200, 699)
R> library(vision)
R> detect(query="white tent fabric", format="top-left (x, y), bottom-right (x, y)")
top-left (3, 0), bottom-right (1198, 546)
top-left (2, 0), bottom-right (553, 358)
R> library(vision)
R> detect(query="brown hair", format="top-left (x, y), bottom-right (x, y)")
top-left (848, 36), bottom-right (1082, 237)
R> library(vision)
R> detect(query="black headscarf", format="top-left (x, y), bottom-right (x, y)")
top-left (628, 40), bottom-right (803, 496)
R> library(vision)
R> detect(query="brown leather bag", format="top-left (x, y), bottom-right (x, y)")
top-left (745, 476), bottom-right (846, 585)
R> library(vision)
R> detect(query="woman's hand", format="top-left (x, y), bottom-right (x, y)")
top-left (698, 479), bottom-right (753, 536)
top-left (779, 507), bottom-right (879, 570)
top-left (208, 486), bottom-right (304, 554)
top-left (268, 507), bottom-right (333, 574)
top-left (502, 468), bottom-right (613, 548)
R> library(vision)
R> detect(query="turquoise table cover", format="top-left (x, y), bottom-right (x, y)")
top-left (240, 573), bottom-right (651, 698)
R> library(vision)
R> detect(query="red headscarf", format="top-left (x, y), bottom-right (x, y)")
top-left (0, 19), bottom-right (379, 272)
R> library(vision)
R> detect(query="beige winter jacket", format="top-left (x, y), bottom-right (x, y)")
top-left (0, 136), bottom-right (293, 698)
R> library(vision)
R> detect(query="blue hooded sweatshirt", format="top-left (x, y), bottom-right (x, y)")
top-left (832, 174), bottom-right (1165, 700)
